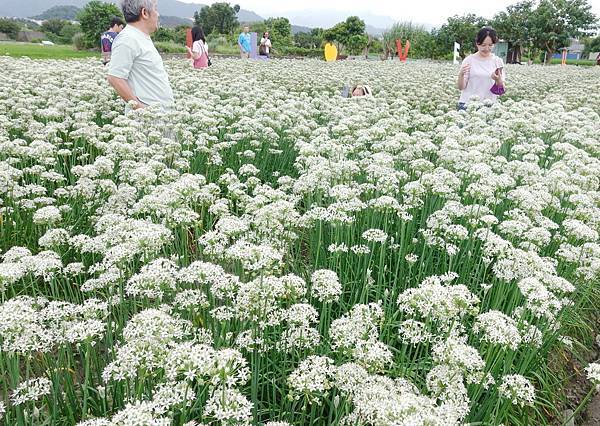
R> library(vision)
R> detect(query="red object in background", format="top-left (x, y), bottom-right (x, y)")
top-left (396, 39), bottom-right (411, 62)
top-left (186, 28), bottom-right (192, 58)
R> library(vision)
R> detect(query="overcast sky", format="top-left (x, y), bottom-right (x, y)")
top-left (180, 0), bottom-right (600, 27)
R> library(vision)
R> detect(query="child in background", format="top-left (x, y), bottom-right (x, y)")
top-left (100, 16), bottom-right (125, 65)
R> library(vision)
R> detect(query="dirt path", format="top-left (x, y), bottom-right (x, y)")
top-left (581, 393), bottom-right (600, 425)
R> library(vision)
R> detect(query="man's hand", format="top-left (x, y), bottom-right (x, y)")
top-left (128, 99), bottom-right (145, 110)
top-left (107, 75), bottom-right (142, 106)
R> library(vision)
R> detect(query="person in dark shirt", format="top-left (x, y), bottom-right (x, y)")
top-left (101, 16), bottom-right (125, 65)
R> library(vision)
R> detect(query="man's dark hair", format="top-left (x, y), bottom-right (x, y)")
top-left (109, 16), bottom-right (125, 29)
top-left (475, 27), bottom-right (498, 45)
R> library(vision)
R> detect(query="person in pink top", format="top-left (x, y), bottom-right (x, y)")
top-left (186, 26), bottom-right (209, 69)
top-left (457, 27), bottom-right (506, 110)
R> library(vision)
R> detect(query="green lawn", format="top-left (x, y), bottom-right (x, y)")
top-left (0, 42), bottom-right (99, 59)
top-left (548, 58), bottom-right (597, 66)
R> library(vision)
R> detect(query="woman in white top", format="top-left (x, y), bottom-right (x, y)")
top-left (186, 26), bottom-right (209, 69)
top-left (457, 27), bottom-right (505, 110)
top-left (259, 32), bottom-right (272, 57)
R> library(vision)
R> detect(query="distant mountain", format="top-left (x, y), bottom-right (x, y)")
top-left (237, 10), bottom-right (264, 23)
top-left (1, 0), bottom-right (263, 22)
top-left (291, 25), bottom-right (312, 35)
top-left (31, 5), bottom-right (81, 20)
top-left (365, 25), bottom-right (386, 38)
top-left (160, 15), bottom-right (193, 28)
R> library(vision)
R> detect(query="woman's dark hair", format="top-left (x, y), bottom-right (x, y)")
top-left (109, 16), bottom-right (125, 29)
top-left (263, 32), bottom-right (269, 38)
top-left (191, 26), bottom-right (206, 43)
top-left (475, 27), bottom-right (498, 45)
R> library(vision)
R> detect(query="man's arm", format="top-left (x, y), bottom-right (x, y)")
top-left (107, 36), bottom-right (143, 107)
top-left (107, 76), bottom-right (144, 108)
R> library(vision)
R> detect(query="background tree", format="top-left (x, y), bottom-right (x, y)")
top-left (382, 22), bottom-right (434, 59)
top-left (41, 19), bottom-right (68, 37)
top-left (194, 2), bottom-right (240, 35)
top-left (41, 19), bottom-right (81, 44)
top-left (324, 16), bottom-right (368, 55)
top-left (582, 34), bottom-right (600, 57)
top-left (531, 0), bottom-right (597, 64)
top-left (436, 14), bottom-right (488, 58)
top-left (323, 22), bottom-right (344, 45)
top-left (293, 32), bottom-right (313, 49)
top-left (150, 26), bottom-right (188, 45)
top-left (77, 0), bottom-right (123, 48)
top-left (152, 27), bottom-right (177, 42)
top-left (263, 17), bottom-right (292, 47)
top-left (58, 22), bottom-right (81, 44)
top-left (294, 28), bottom-right (324, 49)
top-left (343, 16), bottom-right (368, 55)
top-left (493, 0), bottom-right (534, 63)
top-left (0, 18), bottom-right (21, 40)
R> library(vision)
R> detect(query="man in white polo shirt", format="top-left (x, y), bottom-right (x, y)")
top-left (107, 0), bottom-right (174, 110)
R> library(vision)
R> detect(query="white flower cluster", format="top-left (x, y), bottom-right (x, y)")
top-left (498, 374), bottom-right (536, 407)
top-left (310, 269), bottom-right (342, 303)
top-left (11, 377), bottom-right (52, 406)
top-left (586, 362), bottom-right (600, 392)
top-left (0, 296), bottom-right (108, 353)
top-left (329, 303), bottom-right (392, 372)
top-left (397, 274), bottom-right (479, 330)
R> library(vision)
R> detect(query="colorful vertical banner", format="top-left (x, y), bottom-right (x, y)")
top-left (250, 32), bottom-right (258, 59)
top-left (186, 28), bottom-right (192, 59)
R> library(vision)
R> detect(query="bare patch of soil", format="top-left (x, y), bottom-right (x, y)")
top-left (554, 317), bottom-right (600, 425)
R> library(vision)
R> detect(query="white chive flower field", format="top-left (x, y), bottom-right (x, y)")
top-left (1, 56), bottom-right (600, 425)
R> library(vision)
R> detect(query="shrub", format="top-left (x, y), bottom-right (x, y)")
top-left (153, 41), bottom-right (186, 54)
top-left (72, 33), bottom-right (86, 51)
top-left (0, 18), bottom-right (20, 39)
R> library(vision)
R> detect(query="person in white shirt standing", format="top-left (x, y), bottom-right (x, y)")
top-left (457, 27), bottom-right (505, 110)
top-left (259, 32), bottom-right (272, 58)
top-left (107, 0), bottom-right (174, 110)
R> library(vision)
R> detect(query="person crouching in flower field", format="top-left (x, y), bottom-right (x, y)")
top-left (457, 26), bottom-right (505, 110)
top-left (341, 84), bottom-right (373, 97)
top-left (107, 0), bottom-right (174, 111)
